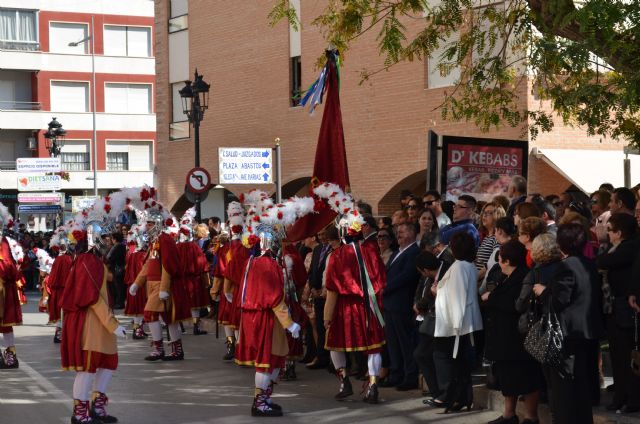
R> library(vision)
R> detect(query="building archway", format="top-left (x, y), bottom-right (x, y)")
top-left (377, 169), bottom-right (427, 216)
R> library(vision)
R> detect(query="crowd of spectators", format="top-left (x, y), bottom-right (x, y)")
top-left (294, 177), bottom-right (640, 424)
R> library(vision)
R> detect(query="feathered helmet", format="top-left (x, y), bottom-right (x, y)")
top-left (178, 207), bottom-right (196, 242)
top-left (313, 182), bottom-right (364, 240)
top-left (0, 201), bottom-right (15, 234)
top-left (241, 189), bottom-right (316, 253)
top-left (127, 223), bottom-right (148, 252)
top-left (34, 248), bottom-right (54, 274)
top-left (227, 201), bottom-right (245, 239)
top-left (6, 237), bottom-right (24, 265)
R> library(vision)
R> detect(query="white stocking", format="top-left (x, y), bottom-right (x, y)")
top-left (367, 353), bottom-right (382, 377)
top-left (148, 321), bottom-right (162, 342)
top-left (255, 371), bottom-right (271, 390)
top-left (93, 368), bottom-right (113, 394)
top-left (330, 351), bottom-right (347, 370)
top-left (234, 329), bottom-right (239, 341)
top-left (56, 320), bottom-right (63, 329)
top-left (224, 326), bottom-right (234, 338)
top-left (73, 372), bottom-right (93, 401)
top-left (133, 316), bottom-right (143, 326)
top-left (270, 368), bottom-right (280, 383)
top-left (2, 331), bottom-right (15, 348)
top-left (168, 322), bottom-right (181, 342)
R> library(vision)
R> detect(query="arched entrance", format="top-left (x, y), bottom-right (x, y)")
top-left (282, 177), bottom-right (311, 199)
top-left (377, 170), bottom-right (427, 216)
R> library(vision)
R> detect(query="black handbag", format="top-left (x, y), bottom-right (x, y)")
top-left (524, 300), bottom-right (567, 377)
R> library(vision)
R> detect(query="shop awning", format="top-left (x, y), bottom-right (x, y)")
top-left (534, 148), bottom-right (640, 194)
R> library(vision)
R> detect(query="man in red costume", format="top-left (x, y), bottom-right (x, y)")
top-left (129, 214), bottom-right (190, 361)
top-left (124, 224), bottom-right (148, 340)
top-left (177, 222), bottom-right (211, 336)
top-left (281, 241), bottom-right (309, 380)
top-left (315, 185), bottom-right (387, 404)
top-left (48, 237), bottom-right (74, 343)
top-left (211, 231), bottom-right (234, 359)
top-left (0, 205), bottom-right (22, 369)
top-left (223, 202), bottom-right (249, 351)
top-left (61, 221), bottom-right (126, 424)
top-left (235, 225), bottom-right (301, 417)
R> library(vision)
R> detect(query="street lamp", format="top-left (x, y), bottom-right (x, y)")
top-left (179, 69), bottom-right (210, 223)
top-left (44, 117), bottom-right (66, 157)
top-left (68, 15), bottom-right (98, 196)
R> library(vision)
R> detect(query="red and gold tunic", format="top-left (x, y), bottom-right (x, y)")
top-left (177, 241), bottom-right (210, 311)
top-left (134, 233), bottom-right (189, 324)
top-left (223, 239), bottom-right (249, 329)
top-left (212, 242), bottom-right (232, 325)
top-left (47, 253), bottom-right (73, 323)
top-left (324, 240), bottom-right (386, 353)
top-left (124, 250), bottom-right (147, 317)
top-left (0, 237), bottom-right (22, 332)
top-left (235, 254), bottom-right (293, 371)
top-left (282, 244), bottom-right (308, 359)
top-left (61, 253), bottom-right (119, 373)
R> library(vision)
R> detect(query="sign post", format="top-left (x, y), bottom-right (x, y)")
top-left (185, 167), bottom-right (211, 223)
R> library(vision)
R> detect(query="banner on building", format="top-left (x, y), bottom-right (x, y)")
top-left (71, 196), bottom-right (99, 213)
top-left (16, 157), bottom-right (61, 173)
top-left (17, 175), bottom-right (62, 192)
top-left (441, 136), bottom-right (528, 201)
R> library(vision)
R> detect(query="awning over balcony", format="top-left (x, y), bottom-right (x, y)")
top-left (534, 147), bottom-right (640, 194)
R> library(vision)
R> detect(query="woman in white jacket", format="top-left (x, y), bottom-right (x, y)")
top-left (428, 231), bottom-right (483, 412)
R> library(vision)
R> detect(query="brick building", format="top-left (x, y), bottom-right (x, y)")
top-left (155, 0), bottom-right (639, 218)
top-left (0, 0), bottom-right (156, 230)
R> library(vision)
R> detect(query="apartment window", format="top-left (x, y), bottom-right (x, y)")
top-left (0, 8), bottom-right (38, 51)
top-left (107, 152), bottom-right (128, 171)
top-left (170, 82), bottom-right (189, 140)
top-left (104, 83), bottom-right (152, 114)
top-left (290, 56), bottom-right (302, 107)
top-left (169, 0), bottom-right (188, 33)
top-left (103, 25), bottom-right (151, 57)
top-left (106, 141), bottom-right (152, 171)
top-left (427, 32), bottom-right (460, 89)
top-left (50, 81), bottom-right (89, 112)
top-left (61, 141), bottom-right (90, 171)
top-left (49, 22), bottom-right (88, 54)
top-left (171, 0), bottom-right (188, 17)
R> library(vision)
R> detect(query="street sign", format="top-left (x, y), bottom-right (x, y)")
top-left (16, 157), bottom-right (61, 173)
top-left (184, 185), bottom-right (209, 204)
top-left (218, 147), bottom-right (272, 184)
top-left (18, 193), bottom-right (63, 204)
top-left (18, 204), bottom-right (62, 214)
top-left (17, 174), bottom-right (62, 191)
top-left (71, 196), bottom-right (99, 213)
top-left (185, 167), bottom-right (211, 194)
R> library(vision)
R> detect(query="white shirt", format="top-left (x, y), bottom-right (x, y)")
top-left (435, 260), bottom-right (483, 357)
top-left (389, 241), bottom-right (416, 266)
top-left (437, 213), bottom-right (452, 229)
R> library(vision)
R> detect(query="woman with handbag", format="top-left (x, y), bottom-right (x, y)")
top-left (533, 223), bottom-right (605, 424)
top-left (596, 212), bottom-right (640, 413)
top-left (482, 240), bottom-right (543, 424)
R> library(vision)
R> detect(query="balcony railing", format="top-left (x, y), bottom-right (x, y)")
top-left (0, 101), bottom-right (41, 110)
top-left (0, 41), bottom-right (39, 51)
top-left (0, 161), bottom-right (17, 171)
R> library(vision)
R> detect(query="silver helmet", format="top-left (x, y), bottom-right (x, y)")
top-left (145, 210), bottom-right (164, 242)
top-left (86, 220), bottom-right (115, 255)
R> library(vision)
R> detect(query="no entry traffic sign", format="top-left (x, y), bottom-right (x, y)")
top-left (185, 167), bottom-right (211, 194)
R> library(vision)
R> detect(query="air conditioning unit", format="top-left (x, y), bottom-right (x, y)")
top-left (27, 137), bottom-right (37, 150)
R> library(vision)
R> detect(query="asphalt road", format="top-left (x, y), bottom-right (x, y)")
top-left (1, 295), bottom-right (500, 424)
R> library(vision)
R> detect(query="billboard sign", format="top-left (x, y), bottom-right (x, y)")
top-left (16, 157), bottom-right (61, 173)
top-left (17, 174), bottom-right (62, 192)
top-left (442, 136), bottom-right (528, 201)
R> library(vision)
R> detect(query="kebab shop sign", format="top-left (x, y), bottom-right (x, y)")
top-left (445, 144), bottom-right (524, 201)
top-left (17, 174), bottom-right (62, 191)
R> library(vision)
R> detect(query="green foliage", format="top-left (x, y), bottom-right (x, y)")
top-left (269, 0), bottom-right (640, 148)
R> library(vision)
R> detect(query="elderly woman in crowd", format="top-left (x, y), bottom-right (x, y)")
top-left (482, 240), bottom-right (542, 424)
top-left (533, 224), bottom-right (605, 424)
top-left (596, 213), bottom-right (640, 413)
top-left (427, 232), bottom-right (483, 412)
top-left (479, 217), bottom-right (517, 295)
top-left (518, 217), bottom-right (547, 268)
top-left (417, 208), bottom-right (440, 249)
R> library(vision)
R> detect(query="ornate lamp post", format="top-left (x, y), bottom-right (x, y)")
top-left (179, 69), bottom-right (210, 223)
top-left (44, 117), bottom-right (66, 157)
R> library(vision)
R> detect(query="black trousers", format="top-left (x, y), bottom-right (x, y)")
top-left (543, 339), bottom-right (597, 424)
top-left (606, 316), bottom-right (640, 408)
top-left (384, 310), bottom-right (419, 384)
top-left (414, 333), bottom-right (440, 396)
top-left (434, 335), bottom-right (475, 406)
top-left (313, 297), bottom-right (329, 364)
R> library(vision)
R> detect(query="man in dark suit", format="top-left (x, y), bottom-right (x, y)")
top-left (382, 222), bottom-right (421, 390)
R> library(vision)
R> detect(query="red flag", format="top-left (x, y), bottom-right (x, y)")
top-left (287, 54), bottom-right (350, 242)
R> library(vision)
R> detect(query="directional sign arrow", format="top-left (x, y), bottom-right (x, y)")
top-left (261, 151), bottom-right (270, 158)
top-left (263, 173), bottom-right (269, 182)
top-left (262, 163), bottom-right (270, 169)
